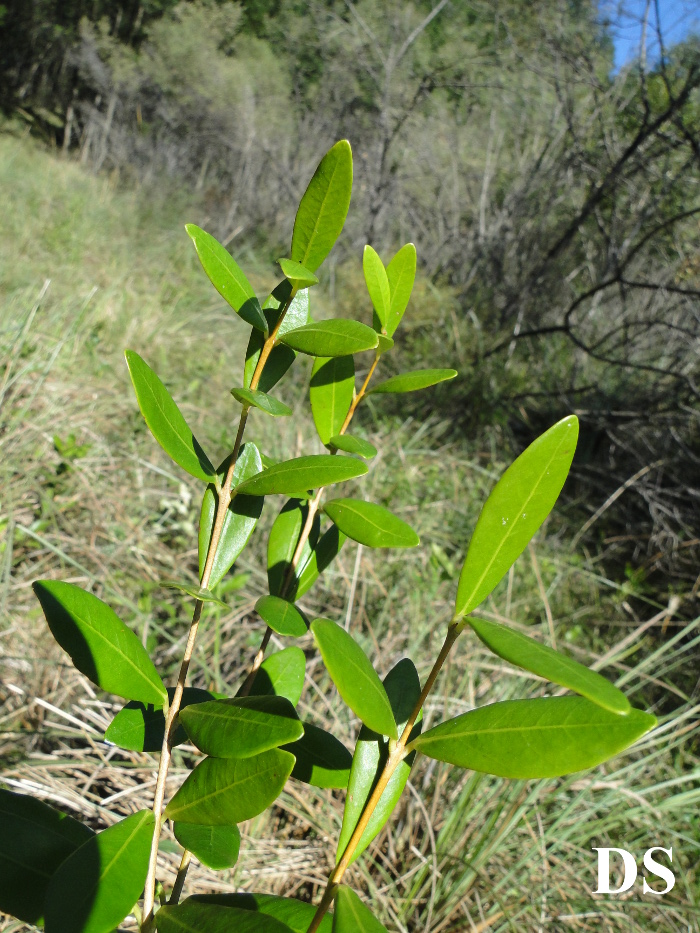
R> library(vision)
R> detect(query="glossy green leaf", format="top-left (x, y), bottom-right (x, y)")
top-left (173, 823), bottom-right (240, 871)
top-left (295, 525), bottom-right (347, 599)
top-left (310, 356), bottom-right (355, 445)
top-left (235, 454), bottom-right (367, 497)
top-left (256, 595), bottom-right (308, 637)
top-left (385, 243), bottom-right (416, 337)
top-left (188, 894), bottom-right (332, 933)
top-left (324, 498), bottom-right (419, 549)
top-left (280, 320), bottom-right (379, 358)
top-left (33, 581), bottom-right (166, 706)
top-left (198, 443), bottom-right (264, 588)
top-left (337, 659), bottom-right (421, 863)
top-left (278, 258), bottom-right (319, 289)
top-left (263, 281), bottom-right (311, 337)
top-left (125, 350), bottom-right (215, 482)
top-left (244, 281), bottom-right (308, 392)
top-left (240, 647), bottom-right (306, 706)
top-left (411, 696), bottom-right (656, 778)
top-left (161, 581), bottom-right (227, 608)
top-left (186, 224), bottom-right (268, 331)
top-left (328, 434), bottom-right (377, 459)
top-left (267, 498), bottom-right (320, 598)
top-left (165, 749), bottom-right (295, 824)
top-left (455, 416), bottom-right (579, 619)
top-left (283, 722), bottom-right (353, 789)
top-left (469, 617), bottom-right (631, 714)
top-left (45, 810), bottom-right (154, 933)
top-left (369, 368), bottom-right (458, 395)
top-left (105, 687), bottom-right (213, 752)
top-left (0, 789), bottom-right (94, 924)
top-left (376, 334), bottom-right (394, 355)
top-left (231, 387), bottom-right (292, 417)
top-left (333, 886), bottom-right (388, 933)
top-left (363, 245), bottom-right (390, 331)
top-left (156, 900), bottom-right (295, 933)
top-left (291, 139), bottom-right (353, 272)
top-left (180, 696), bottom-right (303, 759)
top-left (311, 619), bottom-right (397, 738)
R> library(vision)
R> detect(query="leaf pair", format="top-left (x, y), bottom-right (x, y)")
top-left (363, 243), bottom-right (417, 337)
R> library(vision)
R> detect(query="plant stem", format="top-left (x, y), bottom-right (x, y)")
top-left (168, 849), bottom-right (192, 906)
top-left (141, 296), bottom-right (294, 928)
top-left (305, 622), bottom-right (461, 933)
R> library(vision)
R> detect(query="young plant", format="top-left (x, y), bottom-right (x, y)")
top-left (2, 141), bottom-right (657, 933)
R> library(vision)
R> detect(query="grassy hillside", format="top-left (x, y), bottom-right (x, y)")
top-left (0, 132), bottom-right (698, 933)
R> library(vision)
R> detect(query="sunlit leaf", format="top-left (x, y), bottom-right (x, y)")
top-left (173, 823), bottom-right (240, 871)
top-left (267, 498), bottom-right (320, 598)
top-left (198, 443), bottom-right (264, 588)
top-left (369, 369), bottom-right (458, 395)
top-left (255, 595), bottom-right (308, 637)
top-left (243, 281), bottom-right (309, 392)
top-left (328, 434), bottom-right (377, 459)
top-left (235, 455), bottom-right (367, 497)
top-left (165, 749), bottom-right (295, 824)
top-left (33, 581), bottom-right (166, 706)
top-left (310, 356), bottom-right (354, 445)
top-left (324, 498), bottom-right (419, 549)
top-left (283, 722), bottom-right (353, 789)
top-left (291, 140), bottom-right (353, 272)
top-left (311, 619), bottom-right (397, 738)
top-left (241, 647), bottom-right (306, 706)
top-left (231, 387), bottom-right (293, 417)
top-left (411, 696), bottom-right (656, 778)
top-left (455, 416), bottom-right (579, 619)
top-left (186, 224), bottom-right (268, 331)
top-left (280, 320), bottom-right (378, 358)
top-left (363, 245), bottom-right (390, 332)
top-left (262, 281), bottom-right (311, 337)
top-left (376, 334), bottom-right (394, 355)
top-left (337, 659), bottom-right (421, 863)
top-left (0, 789), bottom-right (94, 924)
top-left (156, 899), bottom-right (295, 933)
top-left (180, 696), bottom-right (303, 759)
top-left (45, 810), bottom-right (154, 933)
top-left (385, 244), bottom-right (416, 337)
top-left (469, 617), bottom-right (631, 714)
top-left (125, 350), bottom-right (215, 482)
top-left (188, 894), bottom-right (332, 933)
top-left (278, 258), bottom-right (319, 290)
top-left (105, 687), bottom-right (213, 752)
top-left (333, 886), bottom-right (388, 933)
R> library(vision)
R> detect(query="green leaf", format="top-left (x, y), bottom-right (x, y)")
top-left (280, 320), bottom-right (378, 358)
top-left (411, 696), bottom-right (656, 778)
top-left (156, 900), bottom-right (295, 933)
top-left (33, 581), bottom-right (166, 706)
top-left (125, 350), bottom-right (216, 482)
top-left (267, 499), bottom-right (320, 598)
top-left (376, 334), bottom-right (394, 355)
top-left (244, 333), bottom-right (296, 394)
top-left (295, 524), bottom-right (347, 599)
top-left (469, 617), bottom-right (631, 715)
top-left (0, 789), bottom-right (94, 924)
top-left (291, 139), bottom-right (353, 272)
top-left (324, 498), bottom-right (419, 549)
top-left (188, 894), bottom-right (332, 933)
top-left (241, 647), bottom-right (306, 706)
top-left (328, 434), bottom-right (377, 459)
top-left (198, 443), bottom-right (264, 588)
top-left (283, 722), bottom-right (353, 789)
top-left (231, 387), bottom-right (293, 417)
top-left (105, 687), bottom-right (212, 752)
top-left (173, 823), bottom-right (240, 871)
top-left (235, 455), bottom-right (368, 497)
top-left (369, 368), bottom-right (458, 395)
top-left (45, 810), bottom-right (154, 933)
top-left (278, 258), bottom-right (319, 290)
top-left (455, 416), bottom-right (579, 619)
top-left (311, 619), bottom-right (397, 738)
top-left (161, 581), bottom-right (228, 608)
top-left (262, 281), bottom-right (311, 337)
top-left (333, 886), bottom-right (388, 933)
top-left (337, 659), bottom-right (421, 864)
top-left (255, 595), bottom-right (308, 637)
top-left (186, 224), bottom-right (268, 331)
top-left (385, 243), bottom-right (417, 337)
top-left (310, 356), bottom-right (355, 445)
top-left (180, 696), bottom-right (304, 759)
top-left (165, 749), bottom-right (295, 824)
top-left (363, 245), bottom-right (390, 331)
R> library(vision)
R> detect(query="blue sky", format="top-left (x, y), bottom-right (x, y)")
top-left (601, 0), bottom-right (700, 69)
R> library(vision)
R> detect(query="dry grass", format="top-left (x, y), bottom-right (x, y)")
top-left (1, 131), bottom-right (698, 932)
